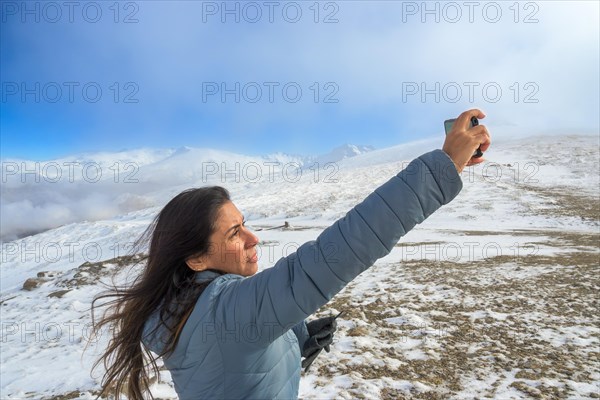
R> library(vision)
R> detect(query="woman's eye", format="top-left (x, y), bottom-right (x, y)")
top-left (231, 221), bottom-right (246, 238)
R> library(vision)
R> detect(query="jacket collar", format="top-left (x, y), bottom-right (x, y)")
top-left (194, 269), bottom-right (225, 283)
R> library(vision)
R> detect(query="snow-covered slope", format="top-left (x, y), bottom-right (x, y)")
top-left (1, 134), bottom-right (598, 399)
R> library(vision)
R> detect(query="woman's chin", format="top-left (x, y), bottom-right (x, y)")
top-left (247, 263), bottom-right (259, 276)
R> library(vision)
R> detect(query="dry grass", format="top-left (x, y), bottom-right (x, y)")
top-left (312, 226), bottom-right (599, 398)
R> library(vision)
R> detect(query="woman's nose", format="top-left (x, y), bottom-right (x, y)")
top-left (244, 229), bottom-right (259, 247)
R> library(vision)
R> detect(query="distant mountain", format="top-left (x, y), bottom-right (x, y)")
top-left (0, 143), bottom-right (374, 242)
top-left (263, 144), bottom-right (374, 168)
top-left (311, 144), bottom-right (376, 165)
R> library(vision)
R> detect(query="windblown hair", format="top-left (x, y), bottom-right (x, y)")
top-left (89, 186), bottom-right (231, 399)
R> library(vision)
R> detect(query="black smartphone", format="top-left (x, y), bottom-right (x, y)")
top-left (444, 116), bottom-right (483, 158)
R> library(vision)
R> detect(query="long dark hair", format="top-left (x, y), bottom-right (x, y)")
top-left (89, 186), bottom-right (231, 399)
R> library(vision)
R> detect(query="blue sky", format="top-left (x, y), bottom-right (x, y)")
top-left (1, 1), bottom-right (598, 160)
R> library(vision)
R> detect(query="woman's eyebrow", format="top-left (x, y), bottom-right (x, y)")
top-left (224, 216), bottom-right (245, 235)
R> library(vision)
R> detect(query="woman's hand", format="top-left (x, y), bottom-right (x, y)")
top-left (442, 109), bottom-right (491, 173)
top-left (301, 312), bottom-right (342, 372)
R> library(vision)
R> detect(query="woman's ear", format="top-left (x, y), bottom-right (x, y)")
top-left (186, 255), bottom-right (207, 272)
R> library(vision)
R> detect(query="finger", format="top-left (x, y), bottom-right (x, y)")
top-left (317, 336), bottom-right (333, 347)
top-left (478, 131), bottom-right (491, 153)
top-left (455, 108), bottom-right (486, 130)
top-left (466, 157), bottom-right (485, 166)
top-left (479, 140), bottom-right (491, 153)
top-left (325, 345), bottom-right (330, 352)
top-left (470, 124), bottom-right (490, 138)
top-left (467, 125), bottom-right (491, 153)
top-left (314, 330), bottom-right (332, 340)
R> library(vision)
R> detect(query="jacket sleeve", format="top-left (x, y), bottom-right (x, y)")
top-left (212, 150), bottom-right (463, 345)
top-left (291, 320), bottom-right (309, 351)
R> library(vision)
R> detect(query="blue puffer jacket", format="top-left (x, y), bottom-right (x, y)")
top-left (142, 150), bottom-right (463, 399)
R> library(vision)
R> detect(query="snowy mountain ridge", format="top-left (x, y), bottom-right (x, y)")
top-left (0, 143), bottom-right (374, 242)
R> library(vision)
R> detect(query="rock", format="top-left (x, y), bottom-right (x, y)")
top-left (23, 277), bottom-right (47, 291)
top-left (48, 290), bottom-right (71, 298)
top-left (37, 271), bottom-right (56, 278)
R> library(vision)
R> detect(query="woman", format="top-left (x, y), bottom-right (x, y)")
top-left (91, 109), bottom-right (490, 399)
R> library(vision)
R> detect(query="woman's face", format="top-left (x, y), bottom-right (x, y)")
top-left (188, 201), bottom-right (260, 276)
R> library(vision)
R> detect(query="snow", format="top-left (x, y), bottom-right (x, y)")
top-left (1, 134), bottom-right (598, 399)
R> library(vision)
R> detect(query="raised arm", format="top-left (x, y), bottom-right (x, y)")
top-left (211, 149), bottom-right (463, 345)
